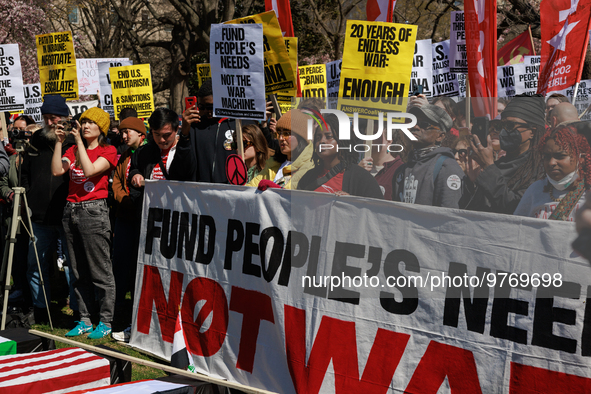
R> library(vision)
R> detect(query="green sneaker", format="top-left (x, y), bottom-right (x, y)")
top-left (65, 321), bottom-right (93, 337)
top-left (88, 322), bottom-right (112, 339)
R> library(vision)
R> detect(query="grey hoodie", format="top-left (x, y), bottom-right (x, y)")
top-left (392, 146), bottom-right (464, 208)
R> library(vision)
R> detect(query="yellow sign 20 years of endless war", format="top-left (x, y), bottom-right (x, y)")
top-left (110, 64), bottom-right (154, 120)
top-left (36, 31), bottom-right (78, 100)
top-left (338, 20), bottom-right (417, 119)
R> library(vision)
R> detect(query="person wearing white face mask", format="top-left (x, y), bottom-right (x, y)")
top-left (514, 124), bottom-right (590, 221)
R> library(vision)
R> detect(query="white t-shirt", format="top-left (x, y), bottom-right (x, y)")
top-left (514, 178), bottom-right (586, 221)
top-left (273, 160), bottom-right (292, 184)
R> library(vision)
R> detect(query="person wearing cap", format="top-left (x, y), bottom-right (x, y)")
top-left (392, 104), bottom-right (465, 208)
top-left (247, 109), bottom-right (314, 189)
top-left (52, 107), bottom-right (118, 339)
top-left (21, 94), bottom-right (75, 323)
top-left (469, 94), bottom-right (546, 214)
top-left (111, 117), bottom-right (146, 329)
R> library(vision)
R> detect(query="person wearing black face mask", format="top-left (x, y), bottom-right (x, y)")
top-left (466, 94), bottom-right (545, 214)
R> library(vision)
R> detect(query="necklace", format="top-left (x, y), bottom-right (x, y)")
top-left (549, 185), bottom-right (562, 202)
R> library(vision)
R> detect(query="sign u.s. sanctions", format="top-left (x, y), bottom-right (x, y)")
top-left (299, 64), bottom-right (327, 98)
top-left (211, 24), bottom-right (266, 120)
top-left (196, 64), bottom-right (211, 89)
top-left (36, 31), bottom-right (78, 99)
top-left (338, 20), bottom-right (417, 119)
top-left (0, 44), bottom-right (25, 111)
top-left (110, 64), bottom-right (154, 120)
top-left (23, 83), bottom-right (42, 122)
top-left (225, 11), bottom-right (297, 95)
top-left (99, 60), bottom-right (133, 117)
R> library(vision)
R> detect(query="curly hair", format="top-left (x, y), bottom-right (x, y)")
top-left (538, 124), bottom-right (591, 187)
top-left (311, 113), bottom-right (358, 169)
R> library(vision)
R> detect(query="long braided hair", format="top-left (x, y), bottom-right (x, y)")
top-left (506, 124), bottom-right (545, 191)
top-left (538, 124), bottom-right (591, 188)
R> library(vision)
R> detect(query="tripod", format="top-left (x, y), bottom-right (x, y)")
top-left (0, 186), bottom-right (52, 330)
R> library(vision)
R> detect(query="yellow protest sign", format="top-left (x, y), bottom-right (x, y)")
top-left (196, 64), bottom-right (211, 89)
top-left (226, 11), bottom-right (297, 95)
top-left (299, 64), bottom-right (327, 98)
top-left (338, 20), bottom-right (417, 119)
top-left (277, 37), bottom-right (298, 114)
top-left (36, 31), bottom-right (78, 100)
top-left (109, 64), bottom-right (154, 120)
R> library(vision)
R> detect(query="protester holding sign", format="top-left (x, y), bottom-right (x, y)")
top-left (469, 94), bottom-right (546, 214)
top-left (514, 124), bottom-right (590, 221)
top-left (51, 107), bottom-right (118, 339)
top-left (298, 113), bottom-right (383, 198)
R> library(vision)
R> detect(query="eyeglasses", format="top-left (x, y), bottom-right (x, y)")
top-left (415, 120), bottom-right (441, 131)
top-left (275, 130), bottom-right (291, 139)
top-left (231, 139), bottom-right (253, 150)
top-left (198, 104), bottom-right (213, 111)
top-left (493, 120), bottom-right (533, 132)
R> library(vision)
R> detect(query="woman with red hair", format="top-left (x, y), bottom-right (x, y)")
top-left (514, 124), bottom-right (591, 221)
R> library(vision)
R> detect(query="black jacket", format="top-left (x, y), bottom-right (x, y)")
top-left (189, 118), bottom-right (236, 183)
top-left (298, 164), bottom-right (384, 199)
top-left (21, 130), bottom-right (75, 225)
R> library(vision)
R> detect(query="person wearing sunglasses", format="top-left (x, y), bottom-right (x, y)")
top-left (392, 104), bottom-right (465, 208)
top-left (469, 94), bottom-right (546, 214)
top-left (232, 124), bottom-right (270, 183)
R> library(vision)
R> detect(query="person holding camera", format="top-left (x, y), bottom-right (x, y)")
top-left (20, 95), bottom-right (75, 323)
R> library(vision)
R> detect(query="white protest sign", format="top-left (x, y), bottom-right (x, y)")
top-left (0, 44), bottom-right (25, 111)
top-left (457, 72), bottom-right (467, 97)
top-left (210, 24), bottom-right (266, 120)
top-left (431, 40), bottom-right (459, 97)
top-left (409, 39), bottom-right (433, 97)
top-left (498, 56), bottom-right (541, 98)
top-left (23, 83), bottom-right (42, 123)
top-left (77, 58), bottom-right (129, 95)
top-left (326, 59), bottom-right (341, 109)
top-left (555, 80), bottom-right (591, 120)
top-left (449, 11), bottom-right (467, 73)
top-left (67, 100), bottom-right (98, 117)
top-left (131, 181), bottom-right (591, 394)
top-left (98, 60), bottom-right (133, 117)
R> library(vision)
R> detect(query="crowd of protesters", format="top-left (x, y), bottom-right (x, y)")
top-left (1, 77), bottom-right (591, 340)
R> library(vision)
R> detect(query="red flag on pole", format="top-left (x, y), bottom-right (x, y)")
top-left (497, 27), bottom-right (535, 66)
top-left (366, 0), bottom-right (396, 22)
top-left (264, 0), bottom-right (295, 37)
top-left (537, 0), bottom-right (591, 95)
top-left (465, 0), bottom-right (497, 118)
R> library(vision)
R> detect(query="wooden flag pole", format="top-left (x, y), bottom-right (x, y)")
top-left (236, 119), bottom-right (244, 160)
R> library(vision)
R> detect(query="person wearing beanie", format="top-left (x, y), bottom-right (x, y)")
top-left (21, 94), bottom-right (76, 324)
top-left (468, 94), bottom-right (546, 213)
top-left (247, 109), bottom-right (315, 189)
top-left (110, 116), bottom-right (147, 333)
top-left (52, 106), bottom-right (118, 339)
top-left (391, 104), bottom-right (466, 208)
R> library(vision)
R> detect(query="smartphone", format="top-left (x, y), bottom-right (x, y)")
top-left (59, 119), bottom-right (74, 133)
top-left (411, 85), bottom-right (423, 96)
top-left (472, 117), bottom-right (489, 148)
top-left (267, 94), bottom-right (282, 119)
top-left (185, 96), bottom-right (197, 110)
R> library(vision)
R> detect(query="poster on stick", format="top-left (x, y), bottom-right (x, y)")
top-left (449, 11), bottom-right (467, 73)
top-left (77, 58), bottom-right (129, 95)
top-left (99, 60), bottom-right (133, 117)
top-left (299, 64), bottom-right (326, 98)
top-left (109, 64), bottom-right (154, 120)
top-left (210, 23), bottom-right (266, 120)
top-left (337, 20), bottom-right (417, 119)
top-left (431, 40), bottom-right (459, 97)
top-left (23, 83), bottom-right (42, 123)
top-left (409, 39), bottom-right (433, 97)
top-left (196, 64), bottom-right (211, 89)
top-left (36, 31), bottom-right (78, 99)
top-left (0, 44), bottom-right (25, 111)
top-left (130, 181), bottom-right (591, 393)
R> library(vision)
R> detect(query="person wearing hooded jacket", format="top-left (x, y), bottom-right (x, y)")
top-left (392, 105), bottom-right (465, 208)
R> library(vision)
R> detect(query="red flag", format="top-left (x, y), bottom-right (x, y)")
top-left (366, 0), bottom-right (396, 22)
top-left (465, 0), bottom-right (497, 118)
top-left (538, 0), bottom-right (591, 95)
top-left (264, 0), bottom-right (294, 37)
top-left (497, 27), bottom-right (535, 66)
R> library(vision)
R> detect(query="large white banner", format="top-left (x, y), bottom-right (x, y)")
top-left (0, 44), bottom-right (25, 111)
top-left (210, 23), bottom-right (266, 120)
top-left (130, 182), bottom-right (591, 394)
top-left (409, 39), bottom-right (433, 97)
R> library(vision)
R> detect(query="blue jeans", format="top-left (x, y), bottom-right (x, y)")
top-left (63, 199), bottom-right (115, 326)
top-left (27, 223), bottom-right (77, 310)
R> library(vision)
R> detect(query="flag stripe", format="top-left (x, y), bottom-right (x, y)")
top-left (1, 365), bottom-right (110, 394)
top-left (0, 353), bottom-right (103, 381)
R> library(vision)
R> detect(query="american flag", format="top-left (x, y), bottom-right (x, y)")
top-left (0, 347), bottom-right (110, 393)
